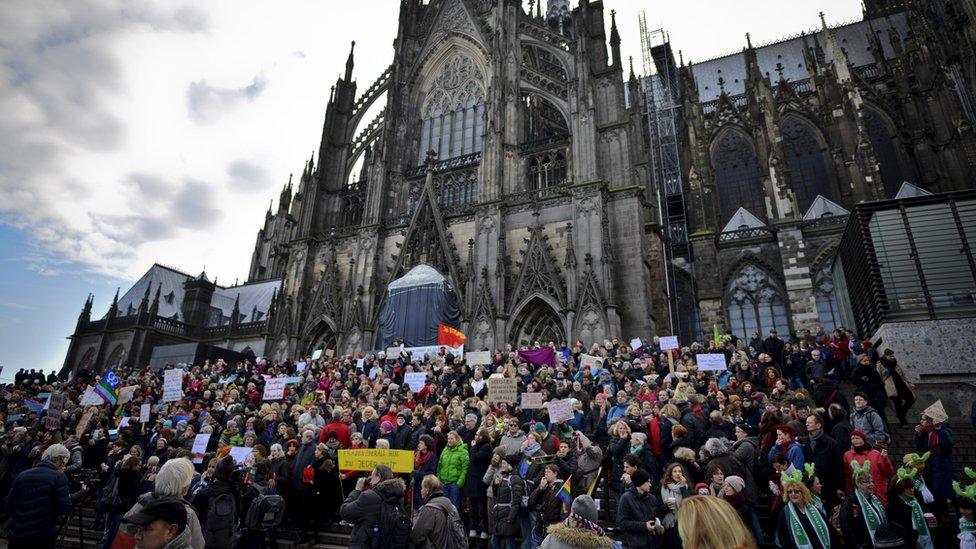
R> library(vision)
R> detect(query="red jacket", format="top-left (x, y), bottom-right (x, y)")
top-left (319, 420), bottom-right (352, 448)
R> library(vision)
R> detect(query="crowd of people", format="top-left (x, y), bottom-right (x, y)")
top-left (0, 325), bottom-right (972, 549)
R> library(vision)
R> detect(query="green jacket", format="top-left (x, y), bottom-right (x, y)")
top-left (436, 442), bottom-right (470, 486)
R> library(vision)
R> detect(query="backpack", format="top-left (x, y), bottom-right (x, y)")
top-left (371, 497), bottom-right (411, 549)
top-left (203, 491), bottom-right (236, 549)
top-left (244, 486), bottom-right (286, 530)
top-left (102, 470), bottom-right (123, 510)
top-left (428, 502), bottom-right (468, 549)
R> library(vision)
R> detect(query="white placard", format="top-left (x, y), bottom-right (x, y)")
top-left (695, 353), bottom-right (728, 371)
top-left (47, 393), bottom-right (66, 417)
top-left (139, 403), bottom-right (151, 423)
top-left (80, 386), bottom-right (103, 406)
top-left (466, 351), bottom-right (491, 366)
top-left (228, 446), bottom-right (253, 466)
top-left (356, 358), bottom-right (365, 370)
top-left (117, 385), bottom-right (138, 405)
top-left (191, 433), bottom-right (211, 463)
top-left (296, 361), bottom-right (307, 372)
top-left (546, 399), bottom-right (575, 424)
top-left (263, 378), bottom-right (286, 401)
top-left (660, 336), bottom-right (679, 351)
top-left (579, 354), bottom-right (603, 371)
top-left (521, 392), bottom-right (545, 409)
top-left (162, 369), bottom-right (183, 403)
top-left (119, 417), bottom-right (131, 428)
top-left (402, 344), bottom-right (464, 361)
top-left (404, 372), bottom-right (427, 392)
top-left (629, 338), bottom-right (643, 350)
top-left (311, 349), bottom-right (323, 360)
top-left (386, 347), bottom-right (403, 358)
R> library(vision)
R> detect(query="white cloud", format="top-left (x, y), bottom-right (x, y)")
top-left (0, 0), bottom-right (861, 285)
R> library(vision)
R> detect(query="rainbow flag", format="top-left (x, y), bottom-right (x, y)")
top-left (95, 369), bottom-right (121, 406)
top-left (557, 478), bottom-right (572, 519)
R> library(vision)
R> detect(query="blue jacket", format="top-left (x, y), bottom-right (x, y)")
top-left (5, 461), bottom-right (70, 541)
top-left (767, 441), bottom-right (805, 471)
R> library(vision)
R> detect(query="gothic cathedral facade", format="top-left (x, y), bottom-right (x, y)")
top-left (249, 0), bottom-right (664, 357)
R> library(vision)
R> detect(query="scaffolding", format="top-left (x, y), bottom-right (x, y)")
top-left (639, 13), bottom-right (698, 341)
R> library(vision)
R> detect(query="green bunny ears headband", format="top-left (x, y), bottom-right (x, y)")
top-left (781, 468), bottom-right (804, 485)
top-left (804, 462), bottom-right (816, 480)
top-left (966, 467), bottom-right (976, 481)
top-left (851, 459), bottom-right (872, 481)
top-left (903, 452), bottom-right (931, 466)
top-left (954, 480), bottom-right (976, 500)
top-left (896, 467), bottom-right (918, 482)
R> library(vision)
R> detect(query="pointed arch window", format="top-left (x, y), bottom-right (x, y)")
top-left (726, 264), bottom-right (790, 339)
top-left (418, 53), bottom-right (486, 164)
top-left (863, 107), bottom-right (910, 198)
top-left (712, 130), bottom-right (765, 225)
top-left (814, 265), bottom-right (841, 331)
top-left (781, 117), bottom-right (832, 212)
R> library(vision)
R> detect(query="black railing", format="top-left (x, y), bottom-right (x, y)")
top-left (717, 226), bottom-right (774, 243)
top-left (405, 152), bottom-right (482, 179)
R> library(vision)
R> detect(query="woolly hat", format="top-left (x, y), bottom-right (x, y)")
top-left (734, 422), bottom-right (757, 437)
top-left (775, 425), bottom-right (794, 438)
top-left (694, 482), bottom-right (710, 495)
top-left (380, 420), bottom-right (395, 433)
top-left (534, 422), bottom-right (547, 433)
top-left (630, 469), bottom-right (651, 488)
top-left (214, 455), bottom-right (235, 481)
top-left (723, 475), bottom-right (745, 494)
top-left (849, 429), bottom-right (868, 442)
top-left (570, 495), bottom-right (598, 522)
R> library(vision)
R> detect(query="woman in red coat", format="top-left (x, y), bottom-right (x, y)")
top-left (842, 429), bottom-right (894, 504)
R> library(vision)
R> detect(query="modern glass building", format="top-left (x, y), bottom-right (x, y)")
top-left (833, 189), bottom-right (976, 337)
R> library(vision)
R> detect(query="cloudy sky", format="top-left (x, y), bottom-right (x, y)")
top-left (0, 0), bottom-right (861, 377)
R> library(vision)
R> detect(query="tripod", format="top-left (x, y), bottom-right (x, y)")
top-left (56, 488), bottom-right (92, 548)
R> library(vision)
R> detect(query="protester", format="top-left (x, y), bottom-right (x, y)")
top-left (616, 469), bottom-right (664, 548)
top-left (410, 474), bottom-right (461, 549)
top-left (776, 469), bottom-right (840, 548)
top-left (5, 444), bottom-right (86, 549)
top-left (539, 495), bottom-right (613, 549)
top-left (839, 460), bottom-right (886, 549)
top-left (676, 495), bottom-right (758, 549)
top-left (121, 498), bottom-right (194, 549)
top-left (339, 464), bottom-right (408, 549)
top-left (121, 457), bottom-right (205, 549)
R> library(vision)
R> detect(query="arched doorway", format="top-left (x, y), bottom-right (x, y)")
top-left (306, 321), bottom-right (338, 356)
top-left (509, 297), bottom-right (565, 347)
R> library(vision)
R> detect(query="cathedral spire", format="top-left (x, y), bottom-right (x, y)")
top-left (107, 287), bottom-right (120, 319)
top-left (609, 10), bottom-right (622, 68)
top-left (149, 283), bottom-right (161, 318)
top-left (78, 293), bottom-right (92, 324)
top-left (138, 279), bottom-right (152, 314)
top-left (345, 41), bottom-right (356, 82)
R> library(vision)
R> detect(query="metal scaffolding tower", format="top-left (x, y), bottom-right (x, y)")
top-left (639, 13), bottom-right (697, 340)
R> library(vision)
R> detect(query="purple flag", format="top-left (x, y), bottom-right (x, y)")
top-left (518, 348), bottom-right (557, 369)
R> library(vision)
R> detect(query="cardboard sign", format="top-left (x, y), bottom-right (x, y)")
top-left (311, 349), bottom-right (323, 360)
top-left (546, 399), bottom-right (575, 424)
top-left (325, 349), bottom-right (335, 358)
top-left (139, 403), bottom-right (151, 423)
top-left (338, 449), bottom-right (414, 474)
top-left (47, 393), bottom-right (66, 418)
top-left (923, 400), bottom-right (948, 424)
top-left (629, 338), bottom-right (643, 351)
top-left (488, 377), bottom-right (518, 403)
top-left (263, 378), bottom-right (286, 401)
top-left (192, 433), bottom-right (211, 464)
top-left (227, 446), bottom-right (253, 466)
top-left (162, 369), bottom-right (183, 402)
top-left (404, 372), bottom-right (427, 393)
top-left (660, 336), bottom-right (679, 351)
top-left (695, 353), bottom-right (728, 371)
top-left (521, 392), bottom-right (545, 409)
top-left (579, 354), bottom-right (603, 371)
top-left (76, 408), bottom-right (96, 438)
top-left (117, 385), bottom-right (138, 405)
top-left (466, 351), bottom-right (491, 366)
top-left (80, 386), bottom-right (103, 406)
top-left (385, 347), bottom-right (404, 358)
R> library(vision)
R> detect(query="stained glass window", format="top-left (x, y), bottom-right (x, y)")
top-left (814, 266), bottom-right (841, 331)
top-left (863, 107), bottom-right (909, 198)
top-left (726, 264), bottom-right (790, 339)
top-left (418, 53), bottom-right (486, 164)
top-left (781, 117), bottom-right (832, 213)
top-left (712, 130), bottom-right (766, 225)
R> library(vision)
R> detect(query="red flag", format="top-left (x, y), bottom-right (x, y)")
top-left (437, 324), bottom-right (466, 348)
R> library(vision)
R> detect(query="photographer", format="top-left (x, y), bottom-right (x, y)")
top-left (5, 443), bottom-right (87, 549)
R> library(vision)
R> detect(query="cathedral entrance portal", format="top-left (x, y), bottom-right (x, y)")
top-left (307, 322), bottom-right (338, 355)
top-left (509, 297), bottom-right (565, 347)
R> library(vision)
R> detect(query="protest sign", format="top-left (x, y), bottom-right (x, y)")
top-left (546, 399), bottom-right (575, 424)
top-left (466, 351), bottom-right (491, 366)
top-left (488, 377), bottom-right (518, 403)
top-left (296, 361), bottom-right (307, 372)
top-left (629, 338), bottom-right (643, 351)
top-left (117, 385), bottom-right (138, 405)
top-left (228, 446), bottom-right (253, 466)
top-left (162, 369), bottom-right (183, 402)
top-left (192, 433), bottom-right (212, 464)
top-left (386, 346), bottom-right (404, 358)
top-left (139, 403), bottom-right (151, 423)
top-left (402, 345), bottom-right (464, 361)
top-left (325, 349), bottom-right (335, 358)
top-left (579, 354), bottom-right (603, 371)
top-left (284, 377), bottom-right (303, 385)
top-left (47, 392), bottom-right (65, 418)
top-left (80, 386), bottom-right (103, 406)
top-left (311, 349), bottom-right (323, 360)
top-left (118, 417), bottom-right (131, 428)
top-left (356, 358), bottom-right (365, 370)
top-left (923, 400), bottom-right (949, 424)
top-left (263, 378), bottom-right (286, 401)
top-left (660, 336), bottom-right (679, 351)
top-left (695, 353), bottom-right (727, 371)
top-left (404, 372), bottom-right (427, 393)
top-left (76, 408), bottom-right (95, 438)
top-left (521, 392), bottom-right (545, 409)
top-left (338, 449), bottom-right (414, 474)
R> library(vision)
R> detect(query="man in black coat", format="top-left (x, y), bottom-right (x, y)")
top-left (805, 413), bottom-right (844, 507)
top-left (763, 329), bottom-right (785, 366)
top-left (5, 443), bottom-right (86, 549)
top-left (616, 469), bottom-right (664, 548)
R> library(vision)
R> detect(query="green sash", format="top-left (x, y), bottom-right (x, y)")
top-left (961, 518), bottom-right (976, 533)
top-left (855, 490), bottom-right (884, 544)
top-left (787, 502), bottom-right (830, 549)
top-left (904, 496), bottom-right (933, 549)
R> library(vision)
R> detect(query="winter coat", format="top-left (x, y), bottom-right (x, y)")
top-left (915, 426), bottom-right (955, 500)
top-left (392, 424), bottom-right (414, 450)
top-left (463, 441), bottom-right (492, 497)
top-left (498, 432), bottom-right (527, 456)
top-left (616, 487), bottom-right (662, 549)
top-left (679, 407), bottom-right (706, 449)
top-left (339, 477), bottom-right (408, 549)
top-left (4, 461), bottom-right (70, 542)
top-left (808, 431), bottom-right (844, 503)
top-left (540, 521), bottom-right (614, 549)
top-left (291, 440), bottom-right (317, 489)
top-left (436, 441), bottom-right (469, 487)
top-left (410, 492), bottom-right (457, 549)
top-left (886, 494), bottom-right (922, 546)
top-left (731, 436), bottom-right (759, 472)
top-left (531, 480), bottom-right (566, 535)
top-left (842, 447), bottom-right (894, 505)
top-left (492, 473), bottom-right (525, 537)
top-left (706, 452), bottom-right (757, 506)
top-left (877, 358), bottom-right (913, 398)
top-left (122, 493), bottom-right (206, 549)
top-left (159, 523), bottom-right (195, 549)
top-left (850, 406), bottom-right (889, 446)
top-left (659, 483), bottom-right (690, 529)
top-left (575, 438), bottom-right (603, 494)
top-left (361, 419), bottom-right (381, 447)
top-left (839, 493), bottom-right (876, 549)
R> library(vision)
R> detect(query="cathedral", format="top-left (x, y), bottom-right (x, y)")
top-left (63, 0), bottom-right (976, 374)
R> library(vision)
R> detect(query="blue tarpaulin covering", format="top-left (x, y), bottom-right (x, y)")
top-left (377, 265), bottom-right (461, 349)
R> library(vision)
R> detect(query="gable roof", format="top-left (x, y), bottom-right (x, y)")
top-left (895, 181), bottom-right (932, 199)
top-left (722, 207), bottom-right (766, 233)
top-left (802, 195), bottom-right (850, 220)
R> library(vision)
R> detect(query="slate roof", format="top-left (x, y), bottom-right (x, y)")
top-left (721, 207), bottom-right (766, 232)
top-left (895, 181), bottom-right (932, 199)
top-left (803, 195), bottom-right (850, 220)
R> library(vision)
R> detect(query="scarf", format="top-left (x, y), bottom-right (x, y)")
top-left (564, 512), bottom-right (605, 537)
top-left (415, 449), bottom-right (434, 469)
top-left (903, 496), bottom-right (933, 549)
top-left (786, 502), bottom-right (830, 549)
top-left (961, 518), bottom-right (976, 533)
top-left (629, 444), bottom-right (644, 455)
top-left (856, 489), bottom-right (885, 544)
top-left (919, 424), bottom-right (941, 454)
